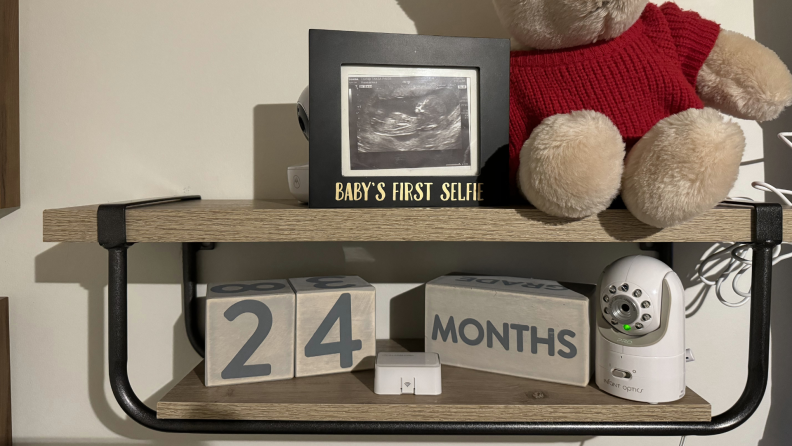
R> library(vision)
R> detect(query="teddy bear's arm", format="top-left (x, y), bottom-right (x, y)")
top-left (697, 30), bottom-right (792, 122)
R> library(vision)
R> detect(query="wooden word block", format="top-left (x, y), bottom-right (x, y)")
top-left (205, 280), bottom-right (295, 387)
top-left (289, 276), bottom-right (376, 378)
top-left (425, 275), bottom-right (591, 387)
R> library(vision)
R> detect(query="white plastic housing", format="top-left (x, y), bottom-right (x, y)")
top-left (374, 352), bottom-right (442, 396)
top-left (595, 256), bottom-right (686, 404)
top-left (288, 164), bottom-right (309, 204)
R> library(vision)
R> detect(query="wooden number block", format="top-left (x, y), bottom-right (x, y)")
top-left (289, 276), bottom-right (376, 378)
top-left (425, 275), bottom-right (591, 387)
top-left (204, 280), bottom-right (295, 387)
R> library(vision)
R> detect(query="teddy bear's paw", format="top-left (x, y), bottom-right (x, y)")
top-left (519, 111), bottom-right (625, 219)
top-left (699, 30), bottom-right (792, 122)
top-left (622, 108), bottom-right (745, 228)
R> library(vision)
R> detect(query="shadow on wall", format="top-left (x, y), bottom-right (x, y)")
top-left (755, 1), bottom-right (792, 445)
top-left (0, 208), bottom-right (17, 220)
top-left (755, 0), bottom-right (792, 195)
top-left (250, 1), bottom-right (511, 203)
top-left (253, 104), bottom-right (308, 201)
top-left (34, 243), bottom-right (205, 445)
top-left (397, 0), bottom-right (510, 38)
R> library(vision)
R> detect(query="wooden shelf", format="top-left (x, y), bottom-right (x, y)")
top-left (157, 340), bottom-right (711, 423)
top-left (43, 199), bottom-right (791, 243)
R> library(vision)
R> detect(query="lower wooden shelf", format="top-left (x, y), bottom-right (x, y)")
top-left (158, 340), bottom-right (711, 423)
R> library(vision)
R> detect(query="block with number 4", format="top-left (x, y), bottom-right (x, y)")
top-left (204, 280), bottom-right (295, 387)
top-left (289, 276), bottom-right (376, 378)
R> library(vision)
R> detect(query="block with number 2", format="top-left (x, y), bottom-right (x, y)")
top-left (204, 280), bottom-right (296, 387)
top-left (289, 276), bottom-right (376, 378)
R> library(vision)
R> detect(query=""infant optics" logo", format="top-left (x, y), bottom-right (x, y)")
top-left (431, 315), bottom-right (578, 359)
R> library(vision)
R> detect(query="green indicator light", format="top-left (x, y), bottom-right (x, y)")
top-left (624, 325), bottom-right (632, 331)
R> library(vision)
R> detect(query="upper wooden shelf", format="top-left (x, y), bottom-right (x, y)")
top-left (43, 199), bottom-right (792, 243)
top-left (158, 340), bottom-right (711, 423)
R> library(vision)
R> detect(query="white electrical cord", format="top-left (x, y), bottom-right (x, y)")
top-left (697, 241), bottom-right (792, 307)
top-left (779, 132), bottom-right (792, 149)
top-left (742, 181), bottom-right (792, 207)
top-left (679, 436), bottom-right (686, 446)
top-left (696, 132), bottom-right (792, 308)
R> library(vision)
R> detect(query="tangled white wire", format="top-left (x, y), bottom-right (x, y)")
top-left (697, 242), bottom-right (792, 307)
top-left (747, 181), bottom-right (792, 207)
top-left (698, 132), bottom-right (792, 308)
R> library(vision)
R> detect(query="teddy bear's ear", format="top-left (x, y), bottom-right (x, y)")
top-left (492, 0), bottom-right (649, 50)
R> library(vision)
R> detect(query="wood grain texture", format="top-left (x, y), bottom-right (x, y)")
top-left (0, 299), bottom-right (11, 444)
top-left (0, 0), bottom-right (20, 209)
top-left (425, 276), bottom-right (591, 387)
top-left (291, 277), bottom-right (376, 378)
top-left (158, 340), bottom-right (710, 423)
top-left (205, 281), bottom-right (295, 387)
top-left (43, 200), bottom-right (792, 243)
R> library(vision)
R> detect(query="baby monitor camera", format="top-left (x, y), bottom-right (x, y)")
top-left (595, 255), bottom-right (688, 404)
top-left (289, 86), bottom-right (310, 204)
top-left (297, 85), bottom-right (310, 141)
top-left (288, 164), bottom-right (309, 204)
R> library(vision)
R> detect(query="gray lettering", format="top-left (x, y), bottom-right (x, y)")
top-left (212, 282), bottom-right (286, 294)
top-left (221, 300), bottom-right (273, 379)
top-left (531, 327), bottom-right (555, 356)
top-left (459, 318), bottom-right (484, 346)
top-left (510, 324), bottom-right (531, 352)
top-left (557, 329), bottom-right (577, 359)
top-left (304, 293), bottom-right (362, 368)
top-left (432, 315), bottom-right (458, 343)
top-left (487, 321), bottom-right (510, 350)
top-left (306, 276), bottom-right (356, 290)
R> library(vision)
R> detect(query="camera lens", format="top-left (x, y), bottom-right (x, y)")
top-left (609, 296), bottom-right (639, 325)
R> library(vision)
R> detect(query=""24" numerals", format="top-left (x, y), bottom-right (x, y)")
top-left (221, 292), bottom-right (362, 380)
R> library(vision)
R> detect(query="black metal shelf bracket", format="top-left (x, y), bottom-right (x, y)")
top-left (98, 198), bottom-right (783, 436)
top-left (182, 242), bottom-right (213, 358)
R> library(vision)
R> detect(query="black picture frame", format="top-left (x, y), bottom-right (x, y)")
top-left (309, 29), bottom-right (510, 208)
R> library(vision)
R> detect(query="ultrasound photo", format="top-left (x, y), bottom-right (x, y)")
top-left (345, 74), bottom-right (475, 175)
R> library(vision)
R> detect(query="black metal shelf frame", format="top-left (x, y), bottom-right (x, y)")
top-left (97, 197), bottom-right (783, 436)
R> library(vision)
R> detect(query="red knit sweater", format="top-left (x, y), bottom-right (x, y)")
top-left (508, 2), bottom-right (721, 191)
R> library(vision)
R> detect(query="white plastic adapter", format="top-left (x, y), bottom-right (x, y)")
top-left (374, 352), bottom-right (442, 396)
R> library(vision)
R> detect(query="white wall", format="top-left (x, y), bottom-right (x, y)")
top-left (0, 0), bottom-right (788, 445)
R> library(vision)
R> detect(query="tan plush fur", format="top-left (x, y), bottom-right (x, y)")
top-left (492, 0), bottom-right (649, 50)
top-left (519, 111), bottom-right (626, 219)
top-left (698, 30), bottom-right (792, 122)
top-left (622, 108), bottom-right (745, 228)
top-left (495, 1), bottom-right (791, 227)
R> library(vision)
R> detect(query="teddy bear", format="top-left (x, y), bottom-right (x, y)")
top-left (491, 0), bottom-right (792, 228)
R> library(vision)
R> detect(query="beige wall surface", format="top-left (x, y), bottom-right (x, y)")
top-left (0, 0), bottom-right (790, 445)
